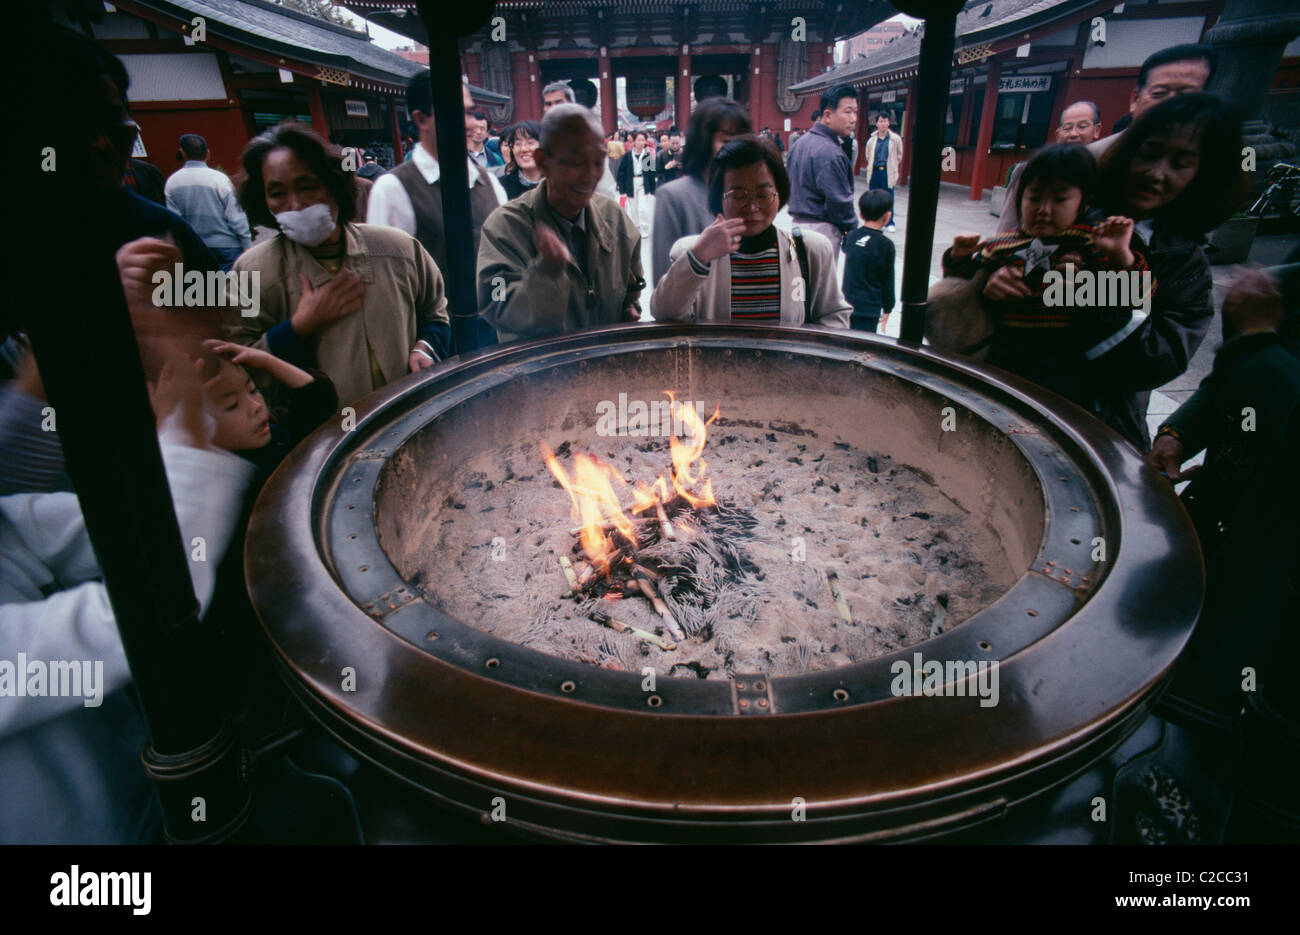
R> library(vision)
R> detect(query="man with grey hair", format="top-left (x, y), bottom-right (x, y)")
top-left (543, 79), bottom-right (618, 199)
top-left (542, 80), bottom-right (575, 111)
top-left (477, 103), bottom-right (645, 341)
top-left (1056, 101), bottom-right (1101, 144)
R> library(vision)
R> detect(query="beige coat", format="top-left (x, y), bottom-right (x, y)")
top-left (650, 226), bottom-right (851, 329)
top-left (227, 223), bottom-right (448, 407)
top-left (476, 180), bottom-right (644, 342)
top-left (863, 130), bottom-right (903, 189)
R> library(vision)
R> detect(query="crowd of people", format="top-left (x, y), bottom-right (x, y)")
top-left (4, 23), bottom-right (1297, 844)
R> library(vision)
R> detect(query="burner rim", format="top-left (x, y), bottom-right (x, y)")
top-left (245, 324), bottom-right (1202, 839)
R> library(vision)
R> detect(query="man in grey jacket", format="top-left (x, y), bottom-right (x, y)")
top-left (164, 134), bottom-right (252, 270)
top-left (786, 85), bottom-right (859, 262)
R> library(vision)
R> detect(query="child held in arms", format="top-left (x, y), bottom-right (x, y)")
top-left (943, 144), bottom-right (1152, 407)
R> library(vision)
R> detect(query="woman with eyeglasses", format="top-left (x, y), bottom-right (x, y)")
top-left (500, 121), bottom-right (543, 200)
top-left (651, 135), bottom-right (851, 328)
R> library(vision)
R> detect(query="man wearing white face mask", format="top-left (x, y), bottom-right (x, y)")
top-left (227, 123), bottom-right (450, 407)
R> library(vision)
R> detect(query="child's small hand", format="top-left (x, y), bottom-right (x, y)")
top-left (1053, 251), bottom-right (1085, 272)
top-left (203, 339), bottom-right (271, 369)
top-left (1093, 216), bottom-right (1135, 267)
top-left (202, 338), bottom-right (313, 389)
top-left (950, 233), bottom-right (981, 260)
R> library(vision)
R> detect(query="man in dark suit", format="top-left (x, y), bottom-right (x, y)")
top-left (841, 190), bottom-right (895, 334)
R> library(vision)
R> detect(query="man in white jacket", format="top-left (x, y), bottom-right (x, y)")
top-left (0, 398), bottom-right (254, 843)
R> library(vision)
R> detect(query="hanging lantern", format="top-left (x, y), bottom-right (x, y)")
top-left (626, 76), bottom-right (666, 118)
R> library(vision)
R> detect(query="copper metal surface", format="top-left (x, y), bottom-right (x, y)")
top-left (245, 323), bottom-right (1203, 842)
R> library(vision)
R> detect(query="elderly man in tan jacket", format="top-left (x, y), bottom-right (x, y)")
top-left (476, 104), bottom-right (645, 342)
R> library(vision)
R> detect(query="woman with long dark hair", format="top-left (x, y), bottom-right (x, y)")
top-left (650, 98), bottom-right (751, 286)
top-left (227, 123), bottom-right (450, 406)
top-left (983, 92), bottom-right (1248, 450)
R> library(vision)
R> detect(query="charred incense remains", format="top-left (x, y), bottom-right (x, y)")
top-left (412, 402), bottom-right (1014, 681)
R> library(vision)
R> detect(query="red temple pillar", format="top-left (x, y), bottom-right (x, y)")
top-left (899, 77), bottom-right (918, 185)
top-left (677, 51), bottom-right (692, 129)
top-left (968, 58), bottom-right (1002, 201)
top-left (598, 47), bottom-right (616, 136)
top-left (955, 77), bottom-right (975, 147)
top-left (307, 83), bottom-right (329, 140)
top-left (388, 94), bottom-right (403, 161)
top-left (525, 52), bottom-right (543, 120)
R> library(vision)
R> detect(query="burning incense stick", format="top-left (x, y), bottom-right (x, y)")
top-left (827, 572), bottom-right (853, 625)
top-left (655, 501), bottom-right (676, 540)
top-left (558, 555), bottom-right (579, 594)
top-left (631, 567), bottom-right (685, 641)
top-left (589, 610), bottom-right (677, 651)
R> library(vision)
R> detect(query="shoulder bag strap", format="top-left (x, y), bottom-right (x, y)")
top-left (790, 226), bottom-right (814, 323)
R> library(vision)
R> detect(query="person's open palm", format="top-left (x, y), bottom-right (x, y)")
top-left (1093, 216), bottom-right (1135, 266)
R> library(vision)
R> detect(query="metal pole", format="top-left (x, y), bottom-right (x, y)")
top-left (417, 0), bottom-right (499, 356)
top-left (899, 8), bottom-right (960, 346)
top-left (25, 192), bottom-right (249, 842)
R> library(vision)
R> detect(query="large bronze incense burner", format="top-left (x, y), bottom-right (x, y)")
top-left (246, 323), bottom-right (1202, 843)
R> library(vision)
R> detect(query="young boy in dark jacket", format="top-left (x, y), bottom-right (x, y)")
top-left (841, 190), bottom-right (896, 333)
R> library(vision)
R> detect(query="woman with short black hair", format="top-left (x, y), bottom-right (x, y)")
top-left (500, 120), bottom-right (543, 200)
top-left (228, 123), bottom-right (450, 407)
top-left (651, 135), bottom-right (850, 328)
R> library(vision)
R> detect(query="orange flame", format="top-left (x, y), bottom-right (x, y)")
top-left (543, 444), bottom-right (638, 576)
top-left (543, 393), bottom-right (719, 577)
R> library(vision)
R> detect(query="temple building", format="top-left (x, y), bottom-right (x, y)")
top-left (794, 0), bottom-right (1300, 198)
top-left (52, 0), bottom-right (506, 178)
top-left (342, 0), bottom-right (894, 136)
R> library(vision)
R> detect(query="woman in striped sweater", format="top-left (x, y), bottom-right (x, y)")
top-left (651, 136), bottom-right (851, 329)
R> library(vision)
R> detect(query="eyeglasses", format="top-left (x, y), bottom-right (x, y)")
top-left (722, 188), bottom-right (778, 208)
top-left (513, 138), bottom-right (539, 150)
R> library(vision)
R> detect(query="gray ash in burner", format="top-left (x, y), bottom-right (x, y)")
top-left (411, 419), bottom-right (1015, 680)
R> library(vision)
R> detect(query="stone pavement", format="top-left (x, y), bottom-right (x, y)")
top-left (642, 175), bottom-right (1298, 451)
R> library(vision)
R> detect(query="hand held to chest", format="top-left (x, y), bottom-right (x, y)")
top-left (290, 270), bottom-right (365, 336)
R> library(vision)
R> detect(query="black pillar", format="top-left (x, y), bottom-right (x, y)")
top-left (417, 1), bottom-right (500, 356)
top-left (898, 7), bottom-right (960, 345)
top-left (23, 31), bottom-right (249, 840)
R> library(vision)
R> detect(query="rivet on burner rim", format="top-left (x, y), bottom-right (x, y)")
top-left (832, 688), bottom-right (849, 702)
top-left (739, 698), bottom-right (749, 708)
top-left (758, 699), bottom-right (769, 708)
